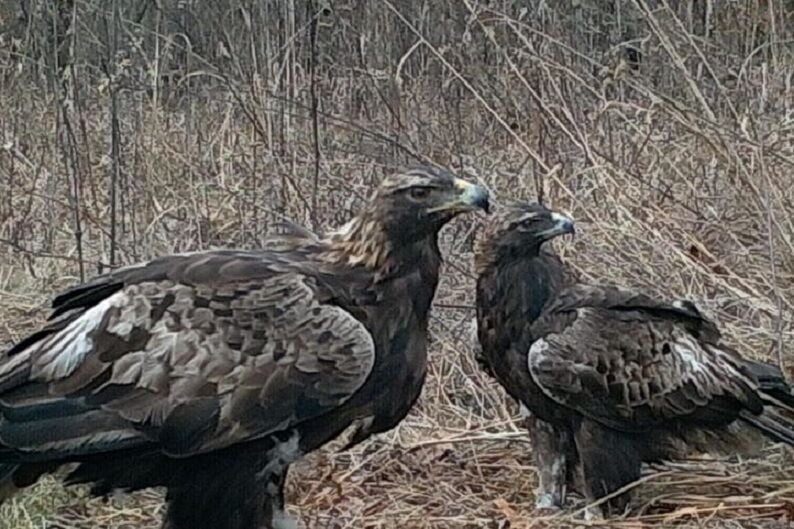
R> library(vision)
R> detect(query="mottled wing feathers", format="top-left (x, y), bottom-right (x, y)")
top-left (0, 251), bottom-right (375, 460)
top-left (528, 284), bottom-right (759, 433)
top-left (530, 284), bottom-right (721, 342)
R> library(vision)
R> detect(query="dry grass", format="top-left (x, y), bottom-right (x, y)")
top-left (1, 1), bottom-right (794, 528)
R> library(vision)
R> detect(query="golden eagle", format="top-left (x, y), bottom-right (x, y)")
top-left (0, 166), bottom-right (489, 529)
top-left (475, 202), bottom-right (794, 519)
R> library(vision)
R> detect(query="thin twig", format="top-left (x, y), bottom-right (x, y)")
top-left (307, 0), bottom-right (321, 231)
top-left (108, 0), bottom-right (121, 268)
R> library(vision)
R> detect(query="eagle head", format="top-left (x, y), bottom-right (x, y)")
top-left (325, 166), bottom-right (490, 271)
top-left (370, 165), bottom-right (491, 242)
top-left (478, 201), bottom-right (575, 262)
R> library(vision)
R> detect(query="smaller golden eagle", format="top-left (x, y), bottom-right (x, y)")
top-left (476, 201), bottom-right (794, 519)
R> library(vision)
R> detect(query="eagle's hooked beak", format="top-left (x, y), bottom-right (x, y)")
top-left (431, 178), bottom-right (490, 214)
top-left (538, 211), bottom-right (575, 239)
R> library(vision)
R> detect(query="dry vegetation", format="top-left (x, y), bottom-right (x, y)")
top-left (0, 0), bottom-right (793, 527)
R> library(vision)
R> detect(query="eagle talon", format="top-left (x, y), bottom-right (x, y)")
top-left (269, 510), bottom-right (302, 529)
top-left (534, 493), bottom-right (563, 514)
top-left (582, 505), bottom-right (604, 522)
top-left (533, 506), bottom-right (562, 517)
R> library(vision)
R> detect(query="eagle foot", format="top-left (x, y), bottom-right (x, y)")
top-left (269, 510), bottom-right (302, 529)
top-left (533, 492), bottom-right (563, 512)
top-left (582, 504), bottom-right (604, 522)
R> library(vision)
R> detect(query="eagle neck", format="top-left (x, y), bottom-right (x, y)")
top-left (475, 242), bottom-right (543, 276)
top-left (487, 250), bottom-right (564, 331)
top-left (320, 211), bottom-right (442, 282)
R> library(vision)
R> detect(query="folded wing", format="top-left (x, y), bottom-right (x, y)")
top-left (0, 251), bottom-right (375, 459)
top-left (527, 284), bottom-right (764, 433)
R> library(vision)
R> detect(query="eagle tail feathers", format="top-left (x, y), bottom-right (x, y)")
top-left (740, 359), bottom-right (791, 392)
top-left (733, 358), bottom-right (794, 446)
top-left (740, 409), bottom-right (794, 447)
top-left (0, 464), bottom-right (20, 505)
top-left (760, 388), bottom-right (794, 415)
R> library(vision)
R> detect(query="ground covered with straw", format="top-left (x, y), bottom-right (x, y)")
top-left (2, 237), bottom-right (794, 528)
top-left (1, 1), bottom-right (793, 527)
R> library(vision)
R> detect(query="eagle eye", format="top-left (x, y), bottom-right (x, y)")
top-left (407, 187), bottom-right (431, 200)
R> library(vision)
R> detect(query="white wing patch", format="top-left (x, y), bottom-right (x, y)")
top-left (32, 290), bottom-right (132, 380)
top-left (671, 333), bottom-right (708, 374)
top-left (527, 338), bottom-right (550, 369)
top-left (527, 337), bottom-right (565, 406)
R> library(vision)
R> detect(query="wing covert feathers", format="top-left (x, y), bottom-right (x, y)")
top-left (527, 284), bottom-right (772, 433)
top-left (0, 251), bottom-right (375, 460)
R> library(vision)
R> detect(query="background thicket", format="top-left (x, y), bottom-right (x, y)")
top-left (0, 1), bottom-right (792, 527)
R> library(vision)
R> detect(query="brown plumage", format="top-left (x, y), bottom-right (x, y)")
top-left (0, 166), bottom-right (489, 529)
top-left (475, 201), bottom-right (794, 519)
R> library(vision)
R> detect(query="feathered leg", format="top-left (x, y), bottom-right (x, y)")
top-left (160, 432), bottom-right (303, 529)
top-left (161, 462), bottom-right (298, 529)
top-left (521, 405), bottom-right (572, 511)
top-left (262, 463), bottom-right (298, 529)
top-left (572, 419), bottom-right (641, 520)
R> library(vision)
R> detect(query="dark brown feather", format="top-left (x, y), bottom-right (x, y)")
top-left (0, 257), bottom-right (377, 459)
top-left (527, 286), bottom-right (765, 432)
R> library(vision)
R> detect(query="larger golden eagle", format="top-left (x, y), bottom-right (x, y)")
top-left (475, 201), bottom-right (794, 519)
top-left (0, 166), bottom-right (489, 529)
